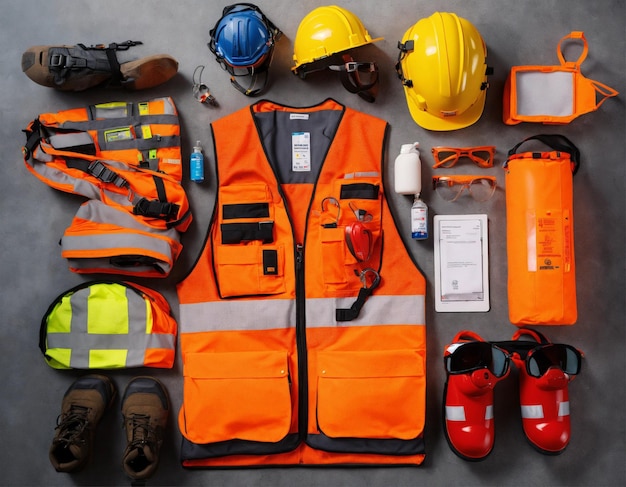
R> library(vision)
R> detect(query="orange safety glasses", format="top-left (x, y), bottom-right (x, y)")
top-left (433, 175), bottom-right (497, 202)
top-left (431, 146), bottom-right (496, 168)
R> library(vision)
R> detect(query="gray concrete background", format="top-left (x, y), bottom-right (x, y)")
top-left (1, 0), bottom-right (624, 485)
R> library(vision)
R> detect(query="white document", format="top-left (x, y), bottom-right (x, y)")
top-left (434, 214), bottom-right (490, 312)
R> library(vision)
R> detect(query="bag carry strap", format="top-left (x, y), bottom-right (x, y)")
top-left (507, 134), bottom-right (580, 175)
top-left (557, 31), bottom-right (588, 68)
top-left (590, 79), bottom-right (620, 111)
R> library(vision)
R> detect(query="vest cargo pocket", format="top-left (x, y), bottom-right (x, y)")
top-left (181, 350), bottom-right (292, 445)
top-left (214, 244), bottom-right (285, 297)
top-left (315, 349), bottom-right (425, 443)
top-left (320, 227), bottom-right (356, 290)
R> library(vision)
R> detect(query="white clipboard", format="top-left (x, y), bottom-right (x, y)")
top-left (434, 214), bottom-right (490, 312)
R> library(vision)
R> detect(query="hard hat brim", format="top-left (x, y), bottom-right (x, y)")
top-left (406, 89), bottom-right (487, 131)
top-left (292, 36), bottom-right (383, 72)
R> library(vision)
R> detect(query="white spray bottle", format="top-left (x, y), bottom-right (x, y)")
top-left (394, 142), bottom-right (428, 240)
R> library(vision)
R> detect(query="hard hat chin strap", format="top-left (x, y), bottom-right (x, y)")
top-left (395, 40), bottom-right (414, 87)
top-left (229, 68), bottom-right (269, 97)
top-left (338, 67), bottom-right (378, 103)
top-left (328, 55), bottom-right (380, 103)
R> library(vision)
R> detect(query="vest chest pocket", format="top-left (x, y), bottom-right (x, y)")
top-left (319, 180), bottom-right (383, 290)
top-left (214, 183), bottom-right (285, 298)
top-left (214, 243), bottom-right (285, 298)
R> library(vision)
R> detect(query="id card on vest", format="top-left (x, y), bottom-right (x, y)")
top-left (291, 131), bottom-right (311, 172)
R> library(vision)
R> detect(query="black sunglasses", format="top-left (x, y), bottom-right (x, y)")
top-left (525, 343), bottom-right (582, 378)
top-left (445, 341), bottom-right (510, 379)
top-left (494, 338), bottom-right (583, 379)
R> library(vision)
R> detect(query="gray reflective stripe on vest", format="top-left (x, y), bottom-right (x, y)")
top-left (31, 147), bottom-right (167, 213)
top-left (62, 233), bottom-right (175, 274)
top-left (66, 257), bottom-right (169, 276)
top-left (61, 113), bottom-right (180, 130)
top-left (29, 147), bottom-right (134, 202)
top-left (28, 147), bottom-right (102, 199)
top-left (46, 287), bottom-right (175, 368)
top-left (61, 98), bottom-right (178, 130)
top-left (49, 131), bottom-right (94, 150)
top-left (180, 299), bottom-right (296, 332)
top-left (75, 199), bottom-right (181, 238)
top-left (96, 134), bottom-right (181, 152)
top-left (306, 295), bottom-right (425, 327)
top-left (62, 232), bottom-right (175, 257)
top-left (48, 122), bottom-right (179, 153)
top-left (179, 295), bottom-right (424, 333)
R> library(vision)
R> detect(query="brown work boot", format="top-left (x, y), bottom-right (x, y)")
top-left (49, 374), bottom-right (116, 472)
top-left (21, 40), bottom-right (178, 91)
top-left (121, 377), bottom-right (169, 481)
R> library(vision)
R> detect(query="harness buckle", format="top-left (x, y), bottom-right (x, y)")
top-left (87, 160), bottom-right (128, 188)
top-left (133, 198), bottom-right (179, 220)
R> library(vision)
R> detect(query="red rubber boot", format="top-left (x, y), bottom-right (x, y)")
top-left (443, 331), bottom-right (510, 461)
top-left (509, 328), bottom-right (583, 455)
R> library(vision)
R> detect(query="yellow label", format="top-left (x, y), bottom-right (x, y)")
top-left (141, 125), bottom-right (152, 139)
top-left (104, 127), bottom-right (133, 143)
top-left (138, 102), bottom-right (149, 115)
top-left (563, 210), bottom-right (572, 272)
top-left (536, 210), bottom-right (563, 271)
top-left (95, 101), bottom-right (127, 109)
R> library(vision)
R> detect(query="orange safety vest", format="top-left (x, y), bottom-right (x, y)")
top-left (22, 97), bottom-right (191, 277)
top-left (177, 99), bottom-right (427, 467)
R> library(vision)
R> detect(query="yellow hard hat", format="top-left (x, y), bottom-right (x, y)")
top-left (292, 5), bottom-right (383, 75)
top-left (397, 12), bottom-right (491, 131)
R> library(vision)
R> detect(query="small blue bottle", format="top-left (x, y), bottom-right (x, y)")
top-left (190, 140), bottom-right (204, 183)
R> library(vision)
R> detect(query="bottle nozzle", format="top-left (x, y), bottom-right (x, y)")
top-left (400, 142), bottom-right (420, 154)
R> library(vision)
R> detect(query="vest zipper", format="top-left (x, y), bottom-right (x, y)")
top-left (295, 242), bottom-right (308, 441)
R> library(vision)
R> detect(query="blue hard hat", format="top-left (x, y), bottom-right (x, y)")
top-left (213, 5), bottom-right (271, 67)
top-left (208, 3), bottom-right (281, 95)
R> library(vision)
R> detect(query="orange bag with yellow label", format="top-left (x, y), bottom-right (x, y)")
top-left (503, 135), bottom-right (579, 325)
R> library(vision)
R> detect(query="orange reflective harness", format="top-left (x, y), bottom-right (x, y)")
top-left (22, 97), bottom-right (191, 277)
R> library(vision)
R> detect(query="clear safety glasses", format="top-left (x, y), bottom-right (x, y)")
top-left (525, 344), bottom-right (582, 378)
top-left (432, 146), bottom-right (496, 168)
top-left (445, 341), bottom-right (510, 379)
top-left (433, 175), bottom-right (497, 202)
